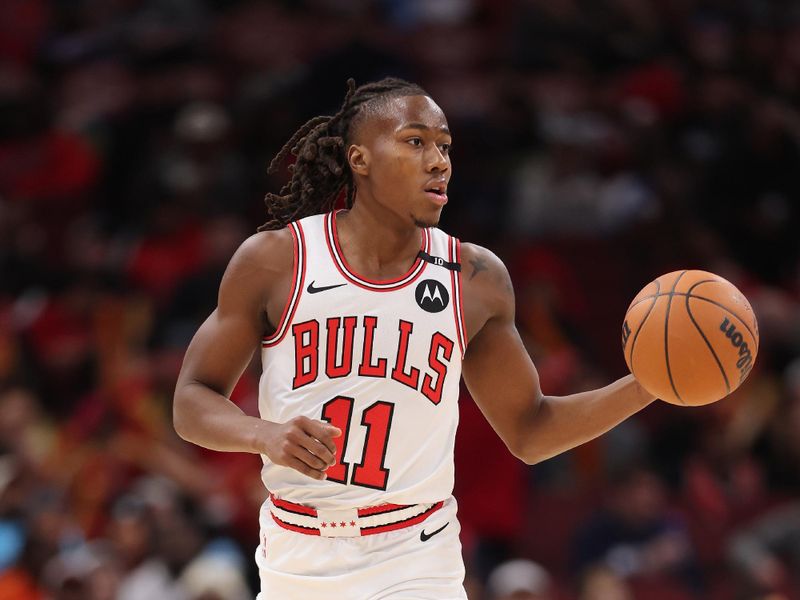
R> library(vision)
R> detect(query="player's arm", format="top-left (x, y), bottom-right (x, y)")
top-left (460, 244), bottom-right (656, 465)
top-left (173, 230), bottom-right (339, 480)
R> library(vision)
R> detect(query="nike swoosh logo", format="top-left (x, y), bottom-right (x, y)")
top-left (420, 522), bottom-right (449, 542)
top-left (306, 281), bottom-right (347, 294)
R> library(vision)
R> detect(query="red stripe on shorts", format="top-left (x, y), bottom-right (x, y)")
top-left (270, 494), bottom-right (318, 517)
top-left (359, 501), bottom-right (444, 535)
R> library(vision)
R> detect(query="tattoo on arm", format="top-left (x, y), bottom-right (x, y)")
top-left (469, 258), bottom-right (487, 280)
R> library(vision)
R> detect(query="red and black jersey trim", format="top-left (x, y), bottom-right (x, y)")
top-left (262, 221), bottom-right (306, 348)
top-left (324, 211), bottom-right (429, 292)
top-left (357, 503), bottom-right (412, 517)
top-left (449, 236), bottom-right (467, 358)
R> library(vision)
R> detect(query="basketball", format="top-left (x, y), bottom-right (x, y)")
top-left (622, 270), bottom-right (759, 406)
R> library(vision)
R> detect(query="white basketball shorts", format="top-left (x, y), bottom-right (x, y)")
top-left (255, 495), bottom-right (467, 599)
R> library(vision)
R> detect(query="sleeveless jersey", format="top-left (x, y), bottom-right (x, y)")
top-left (258, 211), bottom-right (467, 510)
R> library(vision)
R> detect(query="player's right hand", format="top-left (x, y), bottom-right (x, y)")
top-left (259, 416), bottom-right (341, 480)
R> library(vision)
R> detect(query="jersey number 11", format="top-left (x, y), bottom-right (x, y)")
top-left (321, 396), bottom-right (393, 490)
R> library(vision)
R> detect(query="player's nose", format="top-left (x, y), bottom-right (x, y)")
top-left (425, 146), bottom-right (448, 173)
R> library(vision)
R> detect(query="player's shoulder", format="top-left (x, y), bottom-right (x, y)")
top-left (459, 242), bottom-right (514, 316)
top-left (239, 226), bottom-right (293, 258)
top-left (460, 242), bottom-right (511, 284)
top-left (225, 226), bottom-right (294, 282)
top-left (461, 243), bottom-right (514, 322)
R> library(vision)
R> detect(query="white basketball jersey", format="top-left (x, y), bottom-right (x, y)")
top-left (258, 211), bottom-right (467, 510)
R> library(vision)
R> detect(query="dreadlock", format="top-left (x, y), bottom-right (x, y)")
top-left (258, 77), bottom-right (428, 231)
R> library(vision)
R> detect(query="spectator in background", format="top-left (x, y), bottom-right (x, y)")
top-left (179, 553), bottom-right (251, 600)
top-left (507, 108), bottom-right (659, 240)
top-left (106, 494), bottom-right (184, 600)
top-left (0, 65), bottom-right (100, 218)
top-left (485, 558), bottom-right (554, 600)
top-left (571, 465), bottom-right (703, 597)
top-left (728, 503), bottom-right (800, 599)
top-left (726, 358), bottom-right (800, 597)
top-left (159, 215), bottom-right (249, 349)
top-left (752, 359), bottom-right (800, 497)
top-left (42, 541), bottom-right (119, 600)
top-left (577, 564), bottom-right (632, 600)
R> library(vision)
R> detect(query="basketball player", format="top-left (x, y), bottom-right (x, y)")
top-left (173, 78), bottom-right (656, 599)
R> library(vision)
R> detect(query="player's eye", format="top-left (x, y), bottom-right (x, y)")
top-left (439, 143), bottom-right (451, 153)
top-left (407, 137), bottom-right (422, 147)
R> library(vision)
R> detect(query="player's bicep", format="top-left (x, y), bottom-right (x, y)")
top-left (460, 246), bottom-right (543, 455)
top-left (462, 314), bottom-right (543, 453)
top-left (177, 235), bottom-right (275, 396)
top-left (178, 306), bottom-right (262, 397)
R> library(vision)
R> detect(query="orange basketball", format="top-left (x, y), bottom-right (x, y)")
top-left (622, 270), bottom-right (759, 406)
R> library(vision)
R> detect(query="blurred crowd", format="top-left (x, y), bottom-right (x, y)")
top-left (1, 0), bottom-right (799, 599)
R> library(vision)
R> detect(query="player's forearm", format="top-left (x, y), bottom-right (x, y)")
top-left (173, 381), bottom-right (270, 454)
top-left (515, 374), bottom-right (656, 465)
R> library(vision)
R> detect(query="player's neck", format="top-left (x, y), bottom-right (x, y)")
top-left (334, 205), bottom-right (423, 279)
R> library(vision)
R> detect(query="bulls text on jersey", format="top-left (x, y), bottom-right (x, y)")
top-left (291, 315), bottom-right (455, 405)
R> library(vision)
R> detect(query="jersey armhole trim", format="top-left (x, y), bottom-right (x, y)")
top-left (262, 221), bottom-right (306, 348)
top-left (449, 236), bottom-right (468, 358)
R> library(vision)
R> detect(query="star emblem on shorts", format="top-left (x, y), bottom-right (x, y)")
top-left (350, 521), bottom-right (356, 527)
top-left (340, 521), bottom-right (346, 527)
top-left (321, 522), bottom-right (327, 528)
top-left (330, 522), bottom-right (337, 528)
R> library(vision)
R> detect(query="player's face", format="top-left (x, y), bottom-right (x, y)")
top-left (353, 95), bottom-right (452, 228)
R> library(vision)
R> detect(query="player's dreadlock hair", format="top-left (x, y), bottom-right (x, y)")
top-left (258, 77), bottom-right (428, 231)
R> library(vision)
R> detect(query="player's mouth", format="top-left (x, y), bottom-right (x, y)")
top-left (424, 181), bottom-right (448, 206)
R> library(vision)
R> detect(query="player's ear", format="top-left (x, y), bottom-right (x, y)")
top-left (347, 144), bottom-right (369, 176)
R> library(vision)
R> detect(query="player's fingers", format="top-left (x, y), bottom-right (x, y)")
top-left (304, 419), bottom-right (341, 455)
top-left (293, 445), bottom-right (329, 472)
top-left (300, 436), bottom-right (336, 467)
top-left (286, 456), bottom-right (326, 481)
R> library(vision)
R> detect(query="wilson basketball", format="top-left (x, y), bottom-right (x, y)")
top-left (622, 270), bottom-right (759, 406)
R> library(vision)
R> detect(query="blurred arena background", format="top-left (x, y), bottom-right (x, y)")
top-left (1, 0), bottom-right (799, 599)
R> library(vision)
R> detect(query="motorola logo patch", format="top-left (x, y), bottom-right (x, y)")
top-left (415, 280), bottom-right (449, 313)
